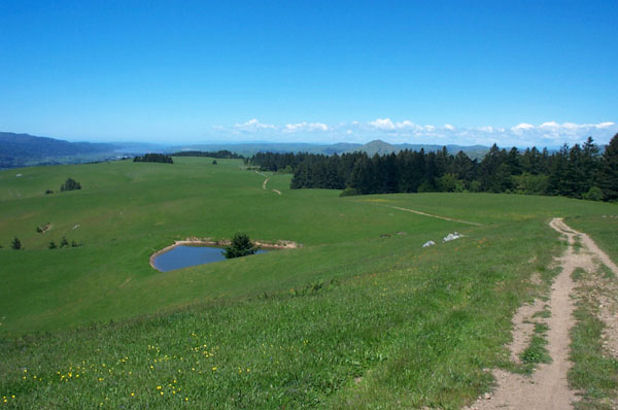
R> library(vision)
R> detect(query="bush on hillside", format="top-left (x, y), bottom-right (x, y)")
top-left (11, 237), bottom-right (22, 250)
top-left (60, 178), bottom-right (81, 192)
top-left (339, 187), bottom-right (359, 197)
top-left (224, 233), bottom-right (257, 259)
top-left (582, 186), bottom-right (604, 201)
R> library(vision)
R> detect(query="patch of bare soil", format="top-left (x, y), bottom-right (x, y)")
top-left (466, 217), bottom-right (618, 410)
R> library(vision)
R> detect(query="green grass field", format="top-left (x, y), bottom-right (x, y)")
top-left (1, 157), bottom-right (616, 408)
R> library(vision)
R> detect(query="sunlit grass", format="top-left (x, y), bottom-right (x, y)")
top-left (1, 157), bottom-right (617, 407)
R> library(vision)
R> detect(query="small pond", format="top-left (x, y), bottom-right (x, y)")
top-left (152, 245), bottom-right (267, 272)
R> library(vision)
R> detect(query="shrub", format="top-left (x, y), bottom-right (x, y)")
top-left (513, 172), bottom-right (549, 195)
top-left (11, 237), bottom-right (21, 250)
top-left (339, 187), bottom-right (359, 197)
top-left (60, 178), bottom-right (81, 192)
top-left (582, 186), bottom-right (604, 201)
top-left (49, 241), bottom-right (57, 249)
top-left (224, 233), bottom-right (257, 259)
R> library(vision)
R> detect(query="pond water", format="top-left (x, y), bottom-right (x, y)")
top-left (152, 245), bottom-right (267, 272)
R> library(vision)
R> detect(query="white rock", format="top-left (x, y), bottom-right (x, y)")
top-left (422, 240), bottom-right (436, 248)
top-left (443, 232), bottom-right (464, 242)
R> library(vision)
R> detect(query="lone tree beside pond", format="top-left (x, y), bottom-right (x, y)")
top-left (224, 233), bottom-right (257, 259)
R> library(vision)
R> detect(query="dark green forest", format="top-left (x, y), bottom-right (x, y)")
top-left (133, 153), bottom-right (174, 164)
top-left (171, 150), bottom-right (244, 159)
top-left (249, 134), bottom-right (618, 201)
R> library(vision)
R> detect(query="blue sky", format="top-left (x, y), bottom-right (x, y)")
top-left (1, 0), bottom-right (616, 146)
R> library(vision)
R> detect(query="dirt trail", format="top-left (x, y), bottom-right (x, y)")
top-left (257, 172), bottom-right (281, 195)
top-left (387, 205), bottom-right (482, 226)
top-left (467, 217), bottom-right (617, 410)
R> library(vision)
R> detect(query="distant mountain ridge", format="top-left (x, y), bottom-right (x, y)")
top-left (356, 140), bottom-right (489, 159)
top-left (174, 140), bottom-right (489, 159)
top-left (0, 132), bottom-right (119, 169)
top-left (0, 131), bottom-right (491, 169)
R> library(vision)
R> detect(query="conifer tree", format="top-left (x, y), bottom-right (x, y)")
top-left (224, 233), bottom-right (257, 259)
top-left (597, 133), bottom-right (618, 201)
top-left (11, 237), bottom-right (21, 250)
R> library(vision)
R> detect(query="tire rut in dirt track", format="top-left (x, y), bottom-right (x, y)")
top-left (466, 217), bottom-right (617, 410)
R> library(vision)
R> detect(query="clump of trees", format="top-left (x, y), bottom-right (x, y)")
top-left (60, 177), bottom-right (81, 192)
top-left (133, 153), bottom-right (173, 164)
top-left (247, 134), bottom-right (618, 201)
top-left (172, 150), bottom-right (244, 159)
top-left (48, 236), bottom-right (81, 249)
top-left (224, 233), bottom-right (257, 259)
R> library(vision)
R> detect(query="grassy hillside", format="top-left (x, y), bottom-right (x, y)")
top-left (1, 158), bottom-right (616, 408)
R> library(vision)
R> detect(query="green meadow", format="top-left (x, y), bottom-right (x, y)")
top-left (1, 157), bottom-right (616, 408)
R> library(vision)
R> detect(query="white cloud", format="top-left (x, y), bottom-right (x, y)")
top-left (512, 123), bottom-right (535, 131)
top-left (562, 122), bottom-right (580, 130)
top-left (596, 121), bottom-right (615, 128)
top-left (234, 118), bottom-right (276, 130)
top-left (210, 119), bottom-right (617, 146)
top-left (284, 122), bottom-right (329, 132)
top-left (369, 118), bottom-right (396, 130)
top-left (540, 121), bottom-right (560, 129)
top-left (368, 118), bottom-right (426, 131)
top-left (396, 120), bottom-right (420, 129)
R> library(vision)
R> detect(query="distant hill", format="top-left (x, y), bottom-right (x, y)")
top-left (1, 131), bottom-right (491, 169)
top-left (172, 142), bottom-right (363, 156)
top-left (173, 140), bottom-right (489, 159)
top-left (0, 132), bottom-right (120, 169)
top-left (356, 139), bottom-right (489, 159)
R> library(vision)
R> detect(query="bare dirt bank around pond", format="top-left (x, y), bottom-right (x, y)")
top-left (149, 237), bottom-right (302, 270)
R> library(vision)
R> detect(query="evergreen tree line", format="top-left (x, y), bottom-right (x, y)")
top-left (133, 153), bottom-right (174, 164)
top-left (248, 134), bottom-right (618, 201)
top-left (172, 150), bottom-right (244, 159)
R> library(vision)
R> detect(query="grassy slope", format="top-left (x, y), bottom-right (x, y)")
top-left (1, 158), bottom-right (617, 408)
